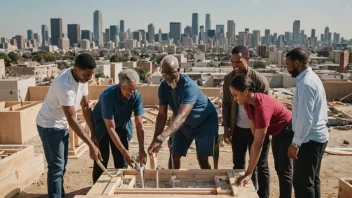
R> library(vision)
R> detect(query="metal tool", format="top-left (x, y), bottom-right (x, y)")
top-left (96, 161), bottom-right (113, 179)
top-left (156, 166), bottom-right (160, 188)
top-left (170, 138), bottom-right (176, 188)
top-left (131, 156), bottom-right (145, 188)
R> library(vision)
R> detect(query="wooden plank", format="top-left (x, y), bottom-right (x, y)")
top-left (339, 178), bottom-right (352, 198)
top-left (15, 102), bottom-right (42, 111)
top-left (102, 171), bottom-right (123, 196)
top-left (0, 145), bottom-right (34, 177)
top-left (149, 153), bottom-right (157, 169)
top-left (0, 154), bottom-right (44, 198)
top-left (128, 176), bottom-right (136, 189)
top-left (87, 170), bottom-right (123, 196)
top-left (227, 170), bottom-right (238, 197)
top-left (115, 188), bottom-right (228, 195)
top-left (68, 142), bottom-right (89, 159)
top-left (123, 169), bottom-right (228, 176)
top-left (9, 104), bottom-right (22, 111)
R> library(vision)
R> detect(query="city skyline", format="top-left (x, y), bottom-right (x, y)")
top-left (0, 0), bottom-right (351, 39)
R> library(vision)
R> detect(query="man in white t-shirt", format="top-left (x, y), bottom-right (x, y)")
top-left (36, 53), bottom-right (102, 198)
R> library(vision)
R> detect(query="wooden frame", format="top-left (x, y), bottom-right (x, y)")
top-left (339, 178), bottom-right (352, 198)
top-left (0, 145), bottom-right (44, 198)
top-left (75, 169), bottom-right (258, 198)
top-left (0, 101), bottom-right (42, 144)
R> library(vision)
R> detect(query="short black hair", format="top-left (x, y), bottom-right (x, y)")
top-left (286, 48), bottom-right (309, 65)
top-left (75, 53), bottom-right (96, 70)
top-left (230, 75), bottom-right (258, 93)
top-left (232, 45), bottom-right (249, 58)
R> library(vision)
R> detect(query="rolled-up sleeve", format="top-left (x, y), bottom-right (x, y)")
top-left (292, 84), bottom-right (316, 146)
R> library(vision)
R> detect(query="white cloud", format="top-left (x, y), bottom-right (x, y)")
top-left (344, 6), bottom-right (350, 9)
top-left (253, 0), bottom-right (260, 4)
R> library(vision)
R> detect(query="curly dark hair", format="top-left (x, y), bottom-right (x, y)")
top-left (231, 45), bottom-right (249, 58)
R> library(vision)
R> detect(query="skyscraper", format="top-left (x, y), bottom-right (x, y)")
top-left (320, 34), bottom-right (324, 43)
top-left (50, 18), bottom-right (62, 46)
top-left (215, 25), bottom-right (225, 41)
top-left (15, 35), bottom-right (25, 49)
top-left (227, 20), bottom-right (235, 46)
top-left (81, 30), bottom-right (92, 41)
top-left (265, 29), bottom-right (270, 45)
top-left (284, 32), bottom-right (290, 42)
top-left (158, 29), bottom-right (162, 43)
top-left (192, 13), bottom-right (199, 41)
top-left (138, 29), bottom-right (146, 43)
top-left (33, 33), bottom-right (41, 46)
top-left (184, 26), bottom-right (192, 37)
top-left (132, 31), bottom-right (142, 42)
top-left (148, 23), bottom-right (155, 43)
top-left (170, 22), bottom-right (182, 44)
top-left (120, 20), bottom-right (125, 41)
top-left (199, 25), bottom-right (204, 41)
top-left (105, 28), bottom-right (110, 42)
top-left (93, 10), bottom-right (103, 45)
top-left (324, 27), bottom-right (329, 41)
top-left (67, 24), bottom-right (81, 47)
top-left (252, 30), bottom-right (260, 48)
top-left (311, 29), bottom-right (316, 38)
top-left (205, 14), bottom-right (211, 32)
top-left (292, 20), bottom-right (300, 44)
top-left (41, 25), bottom-right (49, 46)
top-left (27, 30), bottom-right (33, 40)
top-left (110, 25), bottom-right (118, 42)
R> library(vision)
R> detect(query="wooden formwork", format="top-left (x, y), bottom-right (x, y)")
top-left (338, 178), bottom-right (352, 198)
top-left (0, 101), bottom-right (42, 144)
top-left (74, 169), bottom-right (258, 198)
top-left (0, 145), bottom-right (44, 198)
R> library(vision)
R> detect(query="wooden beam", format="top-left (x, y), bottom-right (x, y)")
top-left (227, 170), bottom-right (238, 197)
top-left (102, 171), bottom-right (123, 196)
top-left (338, 178), bottom-right (352, 198)
top-left (114, 188), bottom-right (230, 195)
top-left (128, 176), bottom-right (136, 189)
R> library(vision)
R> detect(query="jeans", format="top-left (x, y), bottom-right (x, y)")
top-left (37, 125), bottom-right (69, 198)
top-left (232, 126), bottom-right (271, 198)
top-left (293, 140), bottom-right (328, 198)
top-left (92, 132), bottom-right (129, 184)
top-left (271, 125), bottom-right (294, 198)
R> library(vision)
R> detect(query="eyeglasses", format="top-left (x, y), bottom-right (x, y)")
top-left (121, 86), bottom-right (136, 94)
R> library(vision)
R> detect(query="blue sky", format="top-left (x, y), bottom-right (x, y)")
top-left (0, 0), bottom-right (351, 39)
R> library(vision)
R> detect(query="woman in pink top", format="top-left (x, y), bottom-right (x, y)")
top-left (230, 75), bottom-right (294, 198)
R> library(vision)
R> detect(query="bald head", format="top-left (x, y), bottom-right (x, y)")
top-left (161, 55), bottom-right (179, 71)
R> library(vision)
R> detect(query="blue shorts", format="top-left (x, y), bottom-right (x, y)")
top-left (169, 111), bottom-right (219, 157)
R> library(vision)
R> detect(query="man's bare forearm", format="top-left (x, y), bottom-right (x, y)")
top-left (82, 107), bottom-right (96, 138)
top-left (107, 127), bottom-right (128, 153)
top-left (136, 122), bottom-right (145, 151)
top-left (160, 113), bottom-right (186, 138)
top-left (153, 114), bottom-right (167, 138)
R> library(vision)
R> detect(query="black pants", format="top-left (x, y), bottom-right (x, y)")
top-left (232, 126), bottom-right (271, 198)
top-left (92, 133), bottom-right (129, 184)
top-left (271, 125), bottom-right (294, 198)
top-left (293, 140), bottom-right (328, 198)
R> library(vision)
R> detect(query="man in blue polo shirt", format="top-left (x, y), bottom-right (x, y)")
top-left (148, 55), bottom-right (219, 169)
top-left (92, 69), bottom-right (147, 183)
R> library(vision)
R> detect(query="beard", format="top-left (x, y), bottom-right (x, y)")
top-left (289, 67), bottom-right (300, 78)
top-left (167, 80), bottom-right (177, 89)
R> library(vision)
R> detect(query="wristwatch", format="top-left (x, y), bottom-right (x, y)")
top-left (291, 142), bottom-right (299, 148)
top-left (155, 134), bottom-right (166, 143)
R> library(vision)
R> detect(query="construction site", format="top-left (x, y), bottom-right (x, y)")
top-left (0, 83), bottom-right (351, 198)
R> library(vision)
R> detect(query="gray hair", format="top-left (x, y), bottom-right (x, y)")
top-left (118, 69), bottom-right (140, 84)
top-left (161, 55), bottom-right (179, 68)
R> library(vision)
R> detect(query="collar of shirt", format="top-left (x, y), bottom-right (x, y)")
top-left (296, 67), bottom-right (312, 82)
